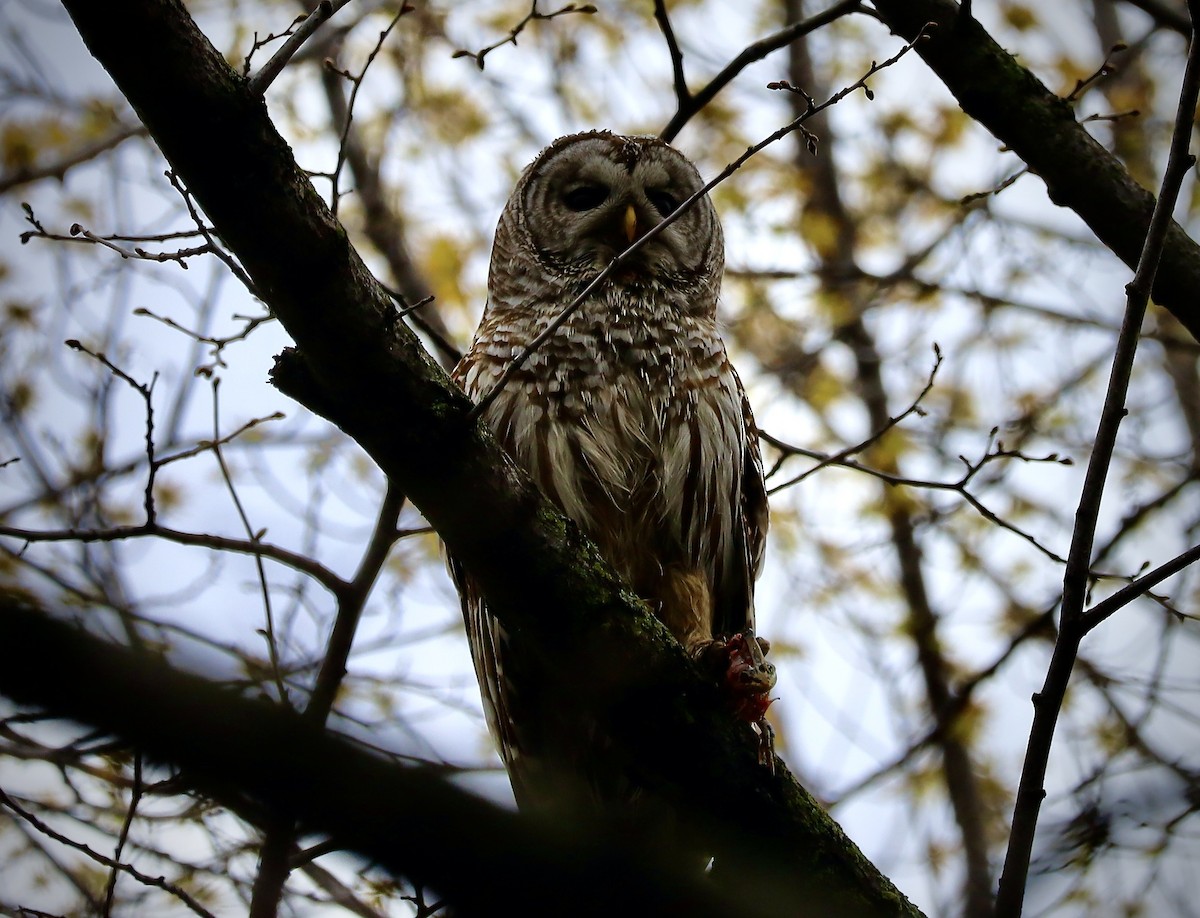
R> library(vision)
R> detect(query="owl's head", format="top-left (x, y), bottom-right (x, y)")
top-left (500, 131), bottom-right (724, 286)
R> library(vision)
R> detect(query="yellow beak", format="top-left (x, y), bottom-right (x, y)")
top-left (623, 204), bottom-right (638, 244)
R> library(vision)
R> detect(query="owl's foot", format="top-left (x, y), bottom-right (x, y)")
top-left (691, 629), bottom-right (777, 770)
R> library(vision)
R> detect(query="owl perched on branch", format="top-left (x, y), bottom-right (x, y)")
top-left (451, 131), bottom-right (773, 823)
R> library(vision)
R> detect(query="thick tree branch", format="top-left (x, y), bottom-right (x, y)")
top-left (0, 591), bottom-right (739, 918)
top-left (871, 0), bottom-right (1200, 343)
top-left (50, 1), bottom-right (921, 915)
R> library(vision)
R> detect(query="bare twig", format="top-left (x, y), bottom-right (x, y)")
top-left (1080, 541), bottom-right (1200, 631)
top-left (468, 25), bottom-right (932, 422)
top-left (0, 789), bottom-right (217, 918)
top-left (64, 340), bottom-right (159, 526)
top-left (1065, 42), bottom-right (1129, 103)
top-left (133, 304), bottom-right (274, 376)
top-left (767, 422), bottom-right (1075, 564)
top-left (764, 343), bottom-right (943, 487)
top-left (0, 521), bottom-right (345, 598)
top-left (959, 166), bottom-right (1028, 204)
top-left (320, 6), bottom-right (412, 218)
top-left (451, 1), bottom-right (596, 70)
top-left (20, 194), bottom-right (258, 293)
top-left (995, 4), bottom-right (1200, 913)
top-left (960, 43), bottom-right (1135, 205)
top-left (306, 481), bottom-right (406, 722)
top-left (101, 752), bottom-right (142, 917)
top-left (165, 171), bottom-right (260, 296)
top-left (209, 379), bottom-right (289, 705)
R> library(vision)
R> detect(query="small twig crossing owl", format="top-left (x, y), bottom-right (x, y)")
top-left (450, 131), bottom-right (774, 834)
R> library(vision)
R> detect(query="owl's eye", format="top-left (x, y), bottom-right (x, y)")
top-left (646, 189), bottom-right (681, 216)
top-left (562, 184), bottom-right (609, 211)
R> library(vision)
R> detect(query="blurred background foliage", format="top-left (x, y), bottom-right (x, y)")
top-left (0, 0), bottom-right (1198, 915)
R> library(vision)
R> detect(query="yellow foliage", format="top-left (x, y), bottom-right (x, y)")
top-left (423, 233), bottom-right (469, 310)
top-left (904, 760), bottom-right (944, 802)
top-left (947, 698), bottom-right (988, 746)
top-left (1093, 714), bottom-right (1130, 756)
top-left (925, 840), bottom-right (948, 877)
top-left (1002, 3), bottom-right (1038, 32)
top-left (153, 479), bottom-right (185, 513)
top-left (798, 207), bottom-right (843, 262)
top-left (800, 361), bottom-right (845, 413)
top-left (933, 105), bottom-right (970, 147)
top-left (1, 123), bottom-right (40, 171)
top-left (863, 427), bottom-right (911, 471)
top-left (4, 300), bottom-right (36, 328)
top-left (810, 286), bottom-right (857, 326)
top-left (7, 378), bottom-right (33, 415)
top-left (416, 86), bottom-right (489, 144)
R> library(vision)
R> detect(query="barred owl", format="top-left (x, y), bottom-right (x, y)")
top-left (451, 131), bottom-right (772, 819)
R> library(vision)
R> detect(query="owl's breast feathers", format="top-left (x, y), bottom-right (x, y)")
top-left (455, 286), bottom-right (765, 636)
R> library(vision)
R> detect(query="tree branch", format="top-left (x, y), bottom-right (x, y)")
top-left (0, 123), bottom-right (146, 194)
top-left (659, 0), bottom-right (867, 141)
top-left (871, 0), bottom-right (1200, 343)
top-left (0, 591), bottom-right (742, 918)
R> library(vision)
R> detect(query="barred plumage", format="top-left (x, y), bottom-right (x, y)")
top-left (450, 131), bottom-right (769, 814)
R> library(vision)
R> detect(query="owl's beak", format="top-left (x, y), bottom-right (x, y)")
top-left (623, 204), bottom-right (638, 244)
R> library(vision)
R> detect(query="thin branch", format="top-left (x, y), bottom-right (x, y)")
top-left (101, 752), bottom-right (142, 917)
top-left (64, 340), bottom-right (159, 526)
top-left (451, 1), bottom-right (597, 70)
top-left (315, 51), bottom-right (460, 368)
top-left (1064, 42), bottom-right (1129, 103)
top-left (0, 789), bottom-right (217, 918)
top-left (20, 198), bottom-right (257, 291)
top-left (469, 25), bottom-right (931, 422)
top-left (165, 170), bottom-right (260, 296)
top-left (0, 123), bottom-right (146, 193)
top-left (0, 521), bottom-right (346, 598)
top-left (1121, 0), bottom-right (1192, 35)
top-left (764, 343), bottom-right (943, 489)
top-left (209, 379), bottom-right (289, 704)
top-left (653, 0), bottom-right (690, 109)
top-left (1080, 541), bottom-right (1200, 631)
top-left (321, 6), bottom-right (412, 219)
top-left (306, 480), bottom-right (406, 723)
top-left (249, 0), bottom-right (355, 94)
top-left (995, 3), bottom-right (1200, 913)
top-left (660, 0), bottom-right (868, 141)
top-left (133, 304), bottom-right (275, 376)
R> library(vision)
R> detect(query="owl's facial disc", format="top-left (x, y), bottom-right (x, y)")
top-left (524, 137), bottom-right (713, 277)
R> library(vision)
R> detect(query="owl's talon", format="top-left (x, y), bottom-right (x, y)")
top-left (754, 716), bottom-right (776, 774)
top-left (725, 629), bottom-right (776, 697)
top-left (692, 629), bottom-right (776, 730)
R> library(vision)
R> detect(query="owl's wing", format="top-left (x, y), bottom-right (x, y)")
top-left (711, 366), bottom-right (769, 640)
top-left (447, 347), bottom-right (584, 811)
